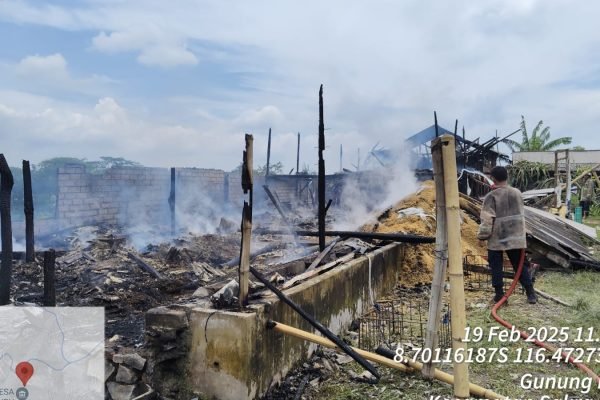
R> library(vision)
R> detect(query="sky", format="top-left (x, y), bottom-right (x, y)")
top-left (0, 0), bottom-right (599, 172)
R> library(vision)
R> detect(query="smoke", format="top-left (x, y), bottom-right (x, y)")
top-left (13, 237), bottom-right (25, 252)
top-left (120, 171), bottom-right (241, 250)
top-left (333, 145), bottom-right (418, 230)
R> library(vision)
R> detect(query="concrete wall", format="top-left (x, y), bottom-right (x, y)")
top-left (145, 243), bottom-right (405, 400)
top-left (513, 151), bottom-right (600, 168)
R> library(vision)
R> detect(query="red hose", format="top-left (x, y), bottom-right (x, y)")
top-left (491, 249), bottom-right (600, 384)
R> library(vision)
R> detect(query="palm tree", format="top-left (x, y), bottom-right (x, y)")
top-left (503, 116), bottom-right (572, 151)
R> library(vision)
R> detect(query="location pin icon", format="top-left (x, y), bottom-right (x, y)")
top-left (15, 362), bottom-right (34, 386)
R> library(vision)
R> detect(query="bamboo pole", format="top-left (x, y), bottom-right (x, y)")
top-left (269, 320), bottom-right (409, 372)
top-left (422, 138), bottom-right (448, 378)
top-left (592, 171), bottom-right (600, 188)
top-left (440, 134), bottom-right (470, 398)
top-left (555, 151), bottom-right (562, 207)
top-left (565, 150), bottom-right (572, 206)
top-left (571, 163), bottom-right (600, 186)
top-left (269, 321), bottom-right (506, 400)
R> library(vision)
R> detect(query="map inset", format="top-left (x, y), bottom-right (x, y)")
top-left (0, 307), bottom-right (104, 399)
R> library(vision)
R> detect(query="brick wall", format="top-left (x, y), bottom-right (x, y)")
top-left (51, 166), bottom-right (392, 231)
top-left (56, 165), bottom-right (171, 229)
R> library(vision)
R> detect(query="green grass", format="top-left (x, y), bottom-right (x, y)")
top-left (314, 272), bottom-right (600, 399)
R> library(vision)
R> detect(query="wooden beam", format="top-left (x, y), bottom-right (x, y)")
top-left (263, 185), bottom-right (290, 225)
top-left (305, 238), bottom-right (340, 272)
top-left (282, 253), bottom-right (354, 289)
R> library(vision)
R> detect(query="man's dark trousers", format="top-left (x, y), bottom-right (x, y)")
top-left (488, 249), bottom-right (533, 290)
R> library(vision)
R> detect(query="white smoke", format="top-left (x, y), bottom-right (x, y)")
top-left (12, 237), bottom-right (25, 251)
top-left (333, 145), bottom-right (418, 230)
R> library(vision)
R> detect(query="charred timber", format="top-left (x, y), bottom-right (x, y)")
top-left (43, 249), bottom-right (56, 306)
top-left (0, 154), bottom-right (14, 305)
top-left (318, 85), bottom-right (326, 251)
top-left (127, 252), bottom-right (163, 279)
top-left (169, 167), bottom-right (176, 236)
top-left (23, 160), bottom-right (34, 262)
top-left (254, 229), bottom-right (435, 243)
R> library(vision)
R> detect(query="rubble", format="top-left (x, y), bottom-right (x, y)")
top-left (106, 382), bottom-right (135, 400)
top-left (113, 352), bottom-right (147, 370)
top-left (115, 365), bottom-right (137, 384)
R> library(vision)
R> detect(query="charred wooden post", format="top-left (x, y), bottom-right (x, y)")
top-left (169, 167), bottom-right (176, 236)
top-left (23, 160), bottom-right (35, 262)
top-left (0, 154), bottom-right (14, 305)
top-left (266, 128), bottom-right (272, 177)
top-left (318, 85), bottom-right (326, 251)
top-left (434, 111), bottom-right (439, 137)
top-left (43, 249), bottom-right (56, 306)
top-left (239, 134), bottom-right (254, 307)
top-left (462, 126), bottom-right (467, 167)
top-left (339, 144), bottom-right (343, 172)
top-left (263, 185), bottom-right (290, 225)
top-left (296, 132), bottom-right (301, 200)
top-left (296, 132), bottom-right (300, 175)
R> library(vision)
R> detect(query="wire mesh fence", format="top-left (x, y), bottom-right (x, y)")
top-left (357, 254), bottom-right (521, 352)
top-left (357, 299), bottom-right (452, 351)
top-left (463, 254), bottom-right (517, 292)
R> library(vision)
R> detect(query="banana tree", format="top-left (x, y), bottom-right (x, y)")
top-left (503, 116), bottom-right (572, 151)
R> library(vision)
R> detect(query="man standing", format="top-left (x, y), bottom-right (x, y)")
top-left (478, 166), bottom-right (537, 304)
top-left (580, 173), bottom-right (595, 218)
